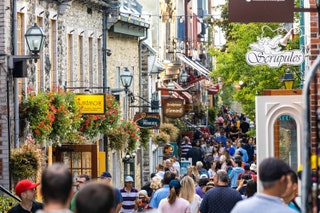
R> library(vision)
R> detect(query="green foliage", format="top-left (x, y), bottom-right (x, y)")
top-left (140, 129), bottom-right (151, 149)
top-left (208, 107), bottom-right (218, 124)
top-left (20, 89), bottom-right (82, 146)
top-left (209, 22), bottom-right (301, 117)
top-left (0, 195), bottom-right (19, 212)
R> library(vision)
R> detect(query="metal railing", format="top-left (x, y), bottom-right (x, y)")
top-left (0, 185), bottom-right (21, 202)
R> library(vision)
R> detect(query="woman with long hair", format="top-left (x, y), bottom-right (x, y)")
top-left (180, 176), bottom-right (202, 213)
top-left (158, 180), bottom-right (191, 213)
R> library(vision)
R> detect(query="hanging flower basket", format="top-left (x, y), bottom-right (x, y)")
top-left (121, 120), bottom-right (140, 152)
top-left (159, 123), bottom-right (180, 142)
top-left (153, 132), bottom-right (170, 146)
top-left (9, 136), bottom-right (46, 184)
top-left (106, 126), bottom-right (129, 151)
top-left (20, 89), bottom-right (82, 146)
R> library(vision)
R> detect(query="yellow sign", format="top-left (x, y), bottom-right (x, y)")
top-left (75, 94), bottom-right (105, 114)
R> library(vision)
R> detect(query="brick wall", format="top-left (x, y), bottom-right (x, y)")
top-left (0, 0), bottom-right (12, 189)
top-left (309, 0), bottom-right (320, 155)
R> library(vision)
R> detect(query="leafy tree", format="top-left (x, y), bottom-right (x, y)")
top-left (208, 21), bottom-right (300, 118)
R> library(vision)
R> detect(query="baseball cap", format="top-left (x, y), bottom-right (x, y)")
top-left (98, 171), bottom-right (112, 178)
top-left (259, 157), bottom-right (292, 182)
top-left (250, 163), bottom-right (257, 172)
top-left (200, 174), bottom-right (208, 179)
top-left (15, 179), bottom-right (40, 196)
top-left (125, 176), bottom-right (134, 182)
top-left (169, 179), bottom-right (181, 190)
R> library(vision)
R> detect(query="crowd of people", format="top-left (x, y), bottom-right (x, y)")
top-left (7, 112), bottom-right (301, 213)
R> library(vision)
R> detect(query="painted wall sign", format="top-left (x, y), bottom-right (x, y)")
top-left (163, 98), bottom-right (185, 118)
top-left (229, 0), bottom-right (294, 23)
top-left (133, 112), bottom-right (161, 129)
top-left (75, 94), bottom-right (105, 114)
top-left (246, 35), bottom-right (304, 68)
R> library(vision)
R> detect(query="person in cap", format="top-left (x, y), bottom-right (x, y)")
top-left (98, 171), bottom-right (123, 213)
top-left (119, 176), bottom-right (139, 213)
top-left (69, 174), bottom-right (91, 212)
top-left (200, 169), bottom-right (242, 213)
top-left (158, 179), bottom-right (190, 213)
top-left (231, 157), bottom-right (297, 213)
top-left (8, 179), bottom-right (43, 213)
top-left (36, 163), bottom-right (73, 213)
top-left (76, 181), bottom-right (115, 213)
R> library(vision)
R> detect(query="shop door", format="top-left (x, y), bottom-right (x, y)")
top-left (53, 144), bottom-right (98, 179)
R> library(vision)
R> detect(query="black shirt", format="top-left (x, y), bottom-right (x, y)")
top-left (8, 201), bottom-right (43, 213)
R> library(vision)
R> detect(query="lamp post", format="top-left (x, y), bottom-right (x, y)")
top-left (120, 67), bottom-right (133, 121)
top-left (283, 71), bottom-right (294, 90)
top-left (8, 23), bottom-right (45, 149)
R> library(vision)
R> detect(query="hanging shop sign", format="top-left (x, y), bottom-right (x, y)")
top-left (229, 0), bottom-right (294, 23)
top-left (163, 98), bottom-right (185, 118)
top-left (246, 35), bottom-right (304, 68)
top-left (133, 112), bottom-right (161, 129)
top-left (75, 94), bottom-right (105, 114)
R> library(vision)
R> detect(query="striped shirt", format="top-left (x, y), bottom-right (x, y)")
top-left (120, 187), bottom-right (138, 213)
top-left (181, 142), bottom-right (192, 158)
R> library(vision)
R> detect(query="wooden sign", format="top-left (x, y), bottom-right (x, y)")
top-left (163, 98), bottom-right (185, 118)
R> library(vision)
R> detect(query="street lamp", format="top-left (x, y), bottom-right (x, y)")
top-left (283, 71), bottom-right (294, 89)
top-left (120, 67), bottom-right (133, 121)
top-left (120, 67), bottom-right (133, 90)
top-left (25, 23), bottom-right (46, 57)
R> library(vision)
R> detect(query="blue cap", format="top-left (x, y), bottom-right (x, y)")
top-left (169, 180), bottom-right (181, 190)
top-left (98, 172), bottom-right (112, 178)
top-left (125, 176), bottom-right (134, 182)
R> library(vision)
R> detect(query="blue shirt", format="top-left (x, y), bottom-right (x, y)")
top-left (149, 185), bottom-right (170, 209)
top-left (231, 193), bottom-right (298, 213)
top-left (235, 147), bottom-right (248, 163)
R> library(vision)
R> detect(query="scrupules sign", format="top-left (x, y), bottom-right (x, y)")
top-left (246, 35), bottom-right (304, 68)
top-left (163, 98), bottom-right (185, 118)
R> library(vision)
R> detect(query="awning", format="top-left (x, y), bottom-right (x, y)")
top-left (177, 53), bottom-right (210, 76)
top-left (173, 81), bottom-right (192, 103)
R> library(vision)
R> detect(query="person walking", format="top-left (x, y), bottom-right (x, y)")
top-left (8, 179), bottom-right (43, 213)
top-left (70, 174), bottom-right (90, 212)
top-left (158, 180), bottom-right (191, 213)
top-left (149, 171), bottom-right (176, 209)
top-left (76, 181), bottom-right (115, 213)
top-left (120, 176), bottom-right (139, 213)
top-left (180, 176), bottom-right (202, 213)
top-left (200, 170), bottom-right (242, 213)
top-left (36, 163), bottom-right (73, 213)
top-left (98, 171), bottom-right (123, 213)
top-left (231, 157), bottom-right (297, 213)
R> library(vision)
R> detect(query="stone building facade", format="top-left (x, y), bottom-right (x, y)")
top-left (0, 0), bottom-right (147, 189)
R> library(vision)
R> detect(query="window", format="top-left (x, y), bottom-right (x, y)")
top-left (78, 35), bottom-right (84, 87)
top-left (88, 37), bottom-right (93, 87)
top-left (67, 34), bottom-right (73, 87)
top-left (17, 12), bottom-right (25, 101)
top-left (97, 38), bottom-right (102, 88)
top-left (50, 19), bottom-right (57, 89)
